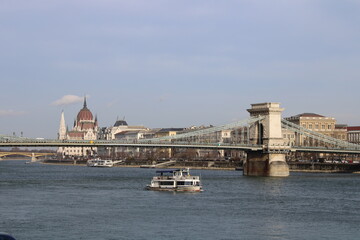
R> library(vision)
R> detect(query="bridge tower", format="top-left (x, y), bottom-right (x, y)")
top-left (244, 103), bottom-right (289, 177)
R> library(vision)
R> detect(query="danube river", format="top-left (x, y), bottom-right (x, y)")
top-left (1, 160), bottom-right (360, 240)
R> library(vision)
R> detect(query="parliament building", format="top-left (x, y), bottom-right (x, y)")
top-left (57, 97), bottom-right (99, 157)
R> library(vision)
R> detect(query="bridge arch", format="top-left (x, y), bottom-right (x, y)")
top-left (0, 152), bottom-right (56, 161)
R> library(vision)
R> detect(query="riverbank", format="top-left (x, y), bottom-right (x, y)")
top-left (41, 160), bottom-right (237, 171)
top-left (288, 162), bottom-right (360, 173)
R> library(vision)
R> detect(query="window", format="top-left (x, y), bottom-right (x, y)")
top-left (160, 181), bottom-right (174, 186)
top-left (309, 124), bottom-right (312, 129)
top-left (322, 125), bottom-right (325, 130)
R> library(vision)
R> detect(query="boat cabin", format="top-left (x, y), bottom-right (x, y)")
top-left (156, 169), bottom-right (190, 178)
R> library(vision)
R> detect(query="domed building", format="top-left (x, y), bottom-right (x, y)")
top-left (58, 97), bottom-right (99, 157)
top-left (96, 116), bottom-right (149, 157)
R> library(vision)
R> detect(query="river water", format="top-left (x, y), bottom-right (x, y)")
top-left (1, 160), bottom-right (360, 240)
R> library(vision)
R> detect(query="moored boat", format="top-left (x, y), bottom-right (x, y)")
top-left (87, 158), bottom-right (114, 167)
top-left (145, 168), bottom-right (203, 192)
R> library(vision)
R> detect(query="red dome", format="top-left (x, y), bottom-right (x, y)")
top-left (77, 107), bottom-right (93, 121)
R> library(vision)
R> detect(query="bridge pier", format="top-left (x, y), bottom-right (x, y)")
top-left (31, 153), bottom-right (37, 162)
top-left (244, 103), bottom-right (289, 177)
top-left (244, 151), bottom-right (289, 177)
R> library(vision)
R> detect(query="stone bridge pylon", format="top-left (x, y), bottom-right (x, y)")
top-left (244, 103), bottom-right (289, 177)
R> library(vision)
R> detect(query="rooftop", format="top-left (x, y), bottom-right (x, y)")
top-left (114, 120), bottom-right (128, 127)
top-left (158, 128), bottom-right (185, 132)
top-left (347, 126), bottom-right (360, 131)
top-left (294, 113), bottom-right (325, 118)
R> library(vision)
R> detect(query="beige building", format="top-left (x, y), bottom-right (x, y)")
top-left (105, 119), bottom-right (148, 140)
top-left (155, 128), bottom-right (184, 138)
top-left (285, 113), bottom-right (336, 134)
top-left (154, 128), bottom-right (185, 158)
top-left (98, 119), bottom-right (149, 157)
top-left (284, 113), bottom-right (347, 145)
top-left (334, 124), bottom-right (348, 141)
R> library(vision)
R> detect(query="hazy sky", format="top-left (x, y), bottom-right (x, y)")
top-left (1, 0), bottom-right (360, 138)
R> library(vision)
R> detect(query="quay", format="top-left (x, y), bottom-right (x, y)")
top-left (289, 162), bottom-right (360, 173)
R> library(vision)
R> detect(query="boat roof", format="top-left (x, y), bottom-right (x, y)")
top-left (156, 169), bottom-right (180, 173)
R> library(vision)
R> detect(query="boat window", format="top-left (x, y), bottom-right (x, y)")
top-left (159, 181), bottom-right (174, 185)
top-left (177, 181), bottom-right (185, 185)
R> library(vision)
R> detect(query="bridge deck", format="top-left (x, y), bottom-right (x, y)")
top-left (1, 140), bottom-right (360, 154)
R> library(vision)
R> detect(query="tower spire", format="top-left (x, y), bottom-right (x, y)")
top-left (58, 110), bottom-right (67, 140)
top-left (83, 96), bottom-right (87, 109)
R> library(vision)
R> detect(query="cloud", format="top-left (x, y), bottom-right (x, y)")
top-left (51, 95), bottom-right (85, 106)
top-left (0, 110), bottom-right (26, 117)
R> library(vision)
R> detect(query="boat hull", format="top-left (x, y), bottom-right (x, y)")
top-left (145, 186), bottom-right (203, 192)
top-left (88, 165), bottom-right (113, 168)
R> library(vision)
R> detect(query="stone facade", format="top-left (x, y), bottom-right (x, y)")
top-left (244, 103), bottom-right (289, 177)
top-left (284, 113), bottom-right (347, 145)
top-left (285, 113), bottom-right (336, 134)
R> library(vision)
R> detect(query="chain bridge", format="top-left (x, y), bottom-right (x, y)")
top-left (1, 102), bottom-right (360, 177)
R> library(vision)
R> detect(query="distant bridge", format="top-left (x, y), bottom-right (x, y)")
top-left (0, 152), bottom-right (56, 161)
top-left (0, 152), bottom-right (56, 157)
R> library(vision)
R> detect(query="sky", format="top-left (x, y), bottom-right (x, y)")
top-left (1, 0), bottom-right (360, 138)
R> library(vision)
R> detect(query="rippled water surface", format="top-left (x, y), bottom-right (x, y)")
top-left (1, 160), bottom-right (360, 240)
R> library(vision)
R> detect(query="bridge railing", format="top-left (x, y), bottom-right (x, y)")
top-left (0, 135), bottom-right (263, 149)
top-left (281, 119), bottom-right (360, 151)
top-left (1, 116), bottom-right (266, 149)
top-left (139, 116), bottom-right (265, 143)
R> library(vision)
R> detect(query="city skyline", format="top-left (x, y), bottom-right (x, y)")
top-left (1, 1), bottom-right (360, 138)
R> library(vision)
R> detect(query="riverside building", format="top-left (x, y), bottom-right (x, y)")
top-left (347, 126), bottom-right (360, 144)
top-left (97, 118), bottom-right (149, 158)
top-left (284, 113), bottom-right (347, 146)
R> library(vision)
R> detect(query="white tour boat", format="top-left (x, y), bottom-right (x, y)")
top-left (146, 168), bottom-right (203, 192)
top-left (87, 159), bottom-right (114, 168)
